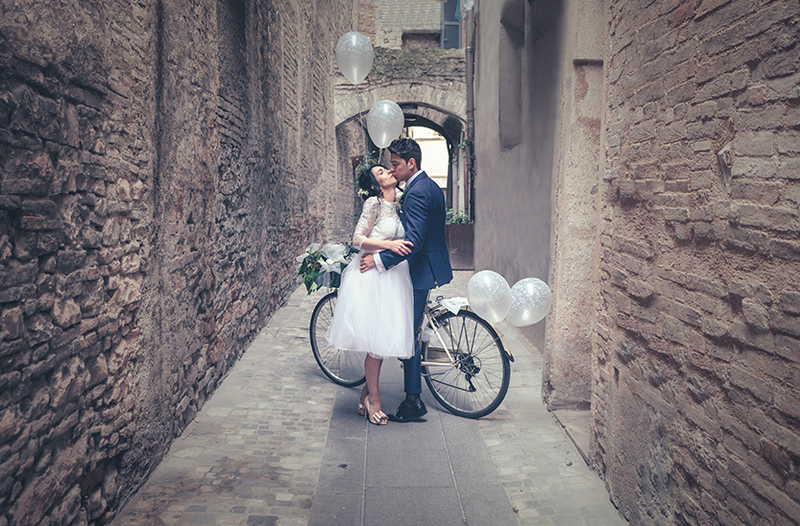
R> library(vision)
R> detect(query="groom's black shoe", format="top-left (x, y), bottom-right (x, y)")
top-left (388, 398), bottom-right (427, 423)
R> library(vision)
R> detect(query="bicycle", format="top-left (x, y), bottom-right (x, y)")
top-left (309, 280), bottom-right (514, 418)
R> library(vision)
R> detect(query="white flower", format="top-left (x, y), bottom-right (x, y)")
top-left (321, 243), bottom-right (347, 263)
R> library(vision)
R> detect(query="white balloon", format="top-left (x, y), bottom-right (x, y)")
top-left (366, 100), bottom-right (405, 148)
top-left (466, 271), bottom-right (511, 323)
top-left (507, 278), bottom-right (552, 327)
top-left (335, 32), bottom-right (374, 84)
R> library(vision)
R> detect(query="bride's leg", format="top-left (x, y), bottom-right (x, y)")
top-left (359, 356), bottom-right (370, 416)
top-left (364, 354), bottom-right (386, 422)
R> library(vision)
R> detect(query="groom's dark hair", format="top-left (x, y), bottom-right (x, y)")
top-left (388, 138), bottom-right (422, 170)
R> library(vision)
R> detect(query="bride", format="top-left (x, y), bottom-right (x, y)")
top-left (326, 164), bottom-right (414, 425)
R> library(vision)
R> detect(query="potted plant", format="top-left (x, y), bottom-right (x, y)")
top-left (445, 209), bottom-right (474, 270)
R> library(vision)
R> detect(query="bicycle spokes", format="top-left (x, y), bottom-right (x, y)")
top-left (421, 309), bottom-right (510, 418)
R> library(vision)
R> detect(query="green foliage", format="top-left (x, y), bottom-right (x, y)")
top-left (356, 151), bottom-right (378, 175)
top-left (297, 244), bottom-right (347, 294)
top-left (446, 208), bottom-right (472, 224)
top-left (298, 250), bottom-right (324, 294)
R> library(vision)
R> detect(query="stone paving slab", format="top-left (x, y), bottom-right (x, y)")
top-left (112, 272), bottom-right (628, 526)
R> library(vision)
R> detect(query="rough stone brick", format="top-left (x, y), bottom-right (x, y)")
top-left (689, 206), bottom-right (714, 222)
top-left (750, 473), bottom-right (800, 523)
top-left (630, 121), bottom-right (656, 142)
top-left (730, 365), bottom-right (773, 403)
top-left (0, 308), bottom-right (24, 340)
top-left (659, 121), bottom-right (687, 142)
top-left (687, 119), bottom-right (720, 140)
top-left (657, 207), bottom-right (690, 222)
top-left (627, 278), bottom-right (655, 301)
top-left (759, 45), bottom-right (800, 79)
top-left (731, 157), bottom-right (778, 179)
top-left (779, 291), bottom-right (800, 315)
top-left (770, 239), bottom-right (800, 262)
top-left (730, 319), bottom-right (776, 354)
top-left (746, 3), bottom-right (792, 38)
top-left (701, 317), bottom-right (729, 338)
top-left (613, 236), bottom-right (655, 260)
top-left (733, 105), bottom-right (787, 131)
top-left (773, 313), bottom-right (800, 339)
top-left (52, 299), bottom-right (81, 329)
top-left (703, 21), bottom-right (746, 56)
top-left (730, 180), bottom-right (780, 204)
top-left (667, 298), bottom-right (703, 327)
top-left (690, 170), bottom-right (715, 190)
top-left (778, 158), bottom-right (800, 180)
top-left (666, 81), bottom-right (696, 106)
top-left (730, 202), bottom-right (798, 231)
top-left (685, 273), bottom-right (727, 298)
top-left (777, 131), bottom-right (800, 154)
top-left (733, 131), bottom-right (773, 156)
top-left (742, 298), bottom-right (769, 332)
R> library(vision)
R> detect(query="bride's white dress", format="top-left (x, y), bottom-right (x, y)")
top-left (326, 196), bottom-right (414, 358)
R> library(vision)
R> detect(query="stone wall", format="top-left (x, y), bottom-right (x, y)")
top-left (595, 1), bottom-right (800, 524)
top-left (547, 0), bottom-right (604, 410)
top-left (0, 0), bottom-right (354, 524)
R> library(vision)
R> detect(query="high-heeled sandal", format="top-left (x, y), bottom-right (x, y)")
top-left (363, 398), bottom-right (388, 425)
top-left (358, 386), bottom-right (368, 416)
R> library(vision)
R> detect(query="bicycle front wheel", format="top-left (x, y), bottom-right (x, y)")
top-left (422, 310), bottom-right (510, 418)
top-left (309, 291), bottom-right (366, 387)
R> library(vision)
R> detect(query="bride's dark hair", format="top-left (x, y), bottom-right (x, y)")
top-left (358, 164), bottom-right (384, 201)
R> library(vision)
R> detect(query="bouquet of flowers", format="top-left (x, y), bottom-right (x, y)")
top-left (296, 242), bottom-right (350, 294)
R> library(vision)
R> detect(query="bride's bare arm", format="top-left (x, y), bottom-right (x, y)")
top-left (359, 238), bottom-right (413, 255)
top-left (353, 197), bottom-right (413, 256)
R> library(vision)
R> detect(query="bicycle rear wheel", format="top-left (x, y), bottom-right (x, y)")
top-left (422, 309), bottom-right (510, 418)
top-left (309, 291), bottom-right (366, 387)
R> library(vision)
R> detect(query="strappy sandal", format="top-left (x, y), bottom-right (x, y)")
top-left (363, 398), bottom-right (388, 425)
top-left (358, 386), bottom-right (368, 416)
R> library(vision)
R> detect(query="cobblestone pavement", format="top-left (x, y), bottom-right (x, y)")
top-left (112, 272), bottom-right (628, 526)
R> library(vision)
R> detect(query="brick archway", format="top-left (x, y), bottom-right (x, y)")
top-left (334, 81), bottom-right (466, 130)
top-left (333, 47), bottom-right (467, 131)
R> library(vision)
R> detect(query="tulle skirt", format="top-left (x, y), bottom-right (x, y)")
top-left (326, 253), bottom-right (414, 359)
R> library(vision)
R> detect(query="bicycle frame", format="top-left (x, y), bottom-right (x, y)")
top-left (418, 300), bottom-right (514, 370)
top-left (419, 307), bottom-right (457, 368)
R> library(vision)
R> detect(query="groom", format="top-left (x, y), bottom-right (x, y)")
top-left (359, 137), bottom-right (453, 422)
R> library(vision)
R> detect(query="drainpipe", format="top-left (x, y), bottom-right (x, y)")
top-left (464, 1), bottom-right (475, 221)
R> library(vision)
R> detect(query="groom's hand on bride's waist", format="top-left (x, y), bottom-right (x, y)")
top-left (360, 253), bottom-right (376, 273)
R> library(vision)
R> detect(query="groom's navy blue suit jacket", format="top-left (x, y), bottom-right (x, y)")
top-left (380, 171), bottom-right (453, 291)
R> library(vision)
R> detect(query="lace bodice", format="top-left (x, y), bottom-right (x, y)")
top-left (353, 197), bottom-right (405, 251)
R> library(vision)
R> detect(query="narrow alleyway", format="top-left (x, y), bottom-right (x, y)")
top-left (110, 273), bottom-right (627, 526)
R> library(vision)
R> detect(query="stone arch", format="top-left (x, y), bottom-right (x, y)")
top-left (334, 80), bottom-right (466, 128)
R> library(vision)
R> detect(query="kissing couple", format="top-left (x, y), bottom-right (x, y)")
top-left (326, 137), bottom-right (453, 424)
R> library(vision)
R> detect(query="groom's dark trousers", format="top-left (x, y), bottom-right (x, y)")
top-left (405, 289), bottom-right (430, 394)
